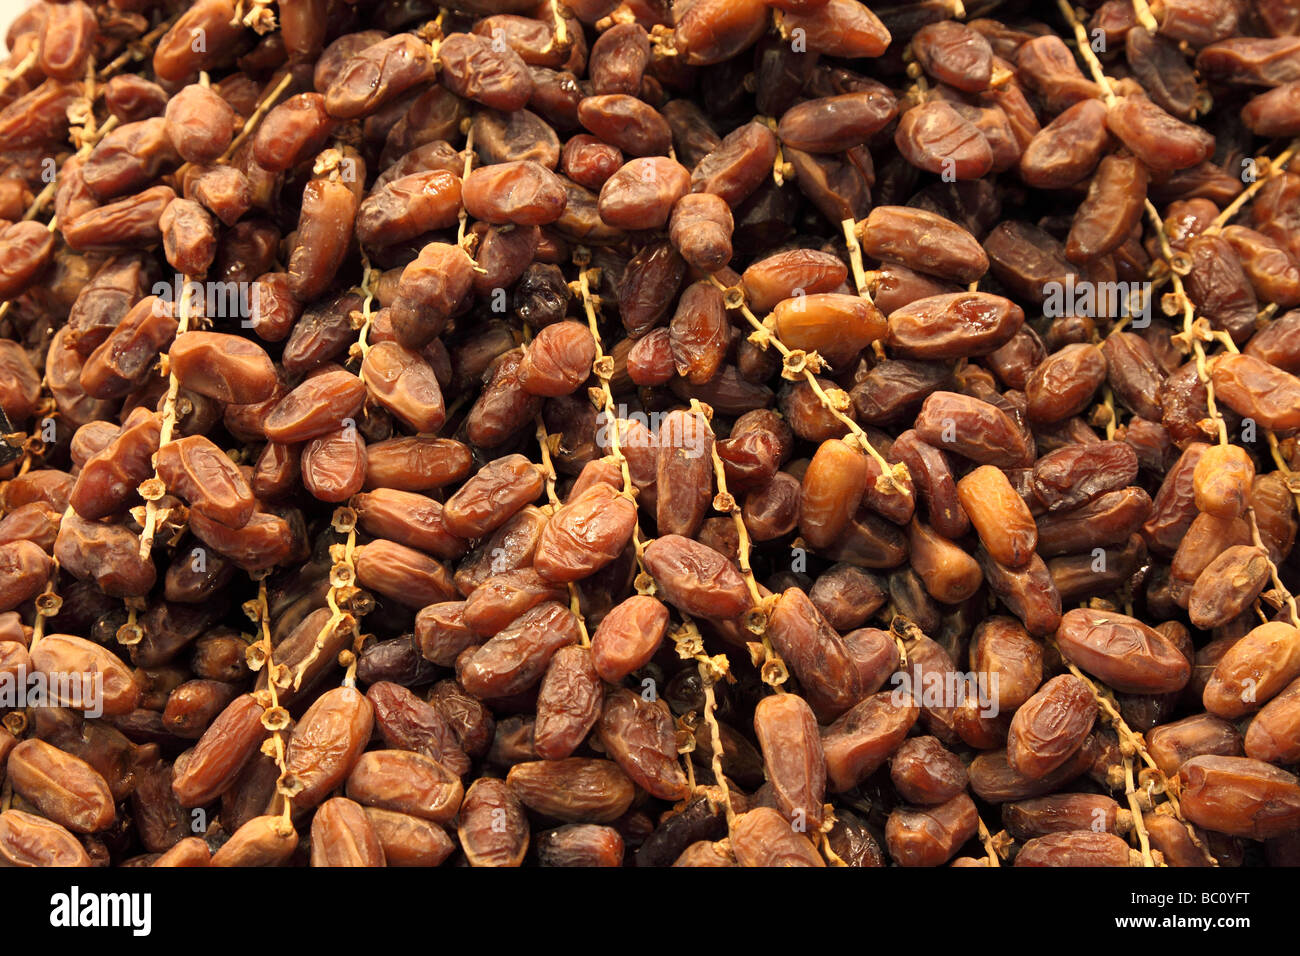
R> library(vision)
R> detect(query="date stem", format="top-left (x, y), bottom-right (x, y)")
top-left (248, 578), bottom-right (293, 822)
top-left (1128, 0), bottom-right (1160, 33)
top-left (1247, 507), bottom-right (1300, 629)
top-left (975, 815), bottom-right (1004, 867)
top-left (522, 321), bottom-right (592, 648)
top-left (707, 273), bottom-right (909, 496)
top-left (688, 396), bottom-right (783, 685)
top-left (1057, 653), bottom-right (1215, 865)
top-left (1123, 755), bottom-right (1157, 867)
top-left (841, 218), bottom-right (888, 361)
top-left (96, 13), bottom-right (182, 81)
top-left (136, 277), bottom-right (195, 559)
top-left (0, 113), bottom-right (119, 325)
top-left (0, 50), bottom-right (35, 97)
top-left (1210, 139), bottom-right (1300, 232)
top-left (1061, 0), bottom-right (1237, 458)
top-left (139, 64), bottom-right (295, 558)
top-left (457, 123), bottom-right (476, 249)
top-left (574, 250), bottom-right (647, 573)
top-left (216, 70), bottom-right (293, 166)
top-left (0, 72), bottom-right (120, 634)
top-left (28, 506), bottom-right (75, 650)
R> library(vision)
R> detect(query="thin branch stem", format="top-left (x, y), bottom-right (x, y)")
top-left (706, 274), bottom-right (908, 497)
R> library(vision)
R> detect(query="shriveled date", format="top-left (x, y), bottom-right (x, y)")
top-left (1055, 609), bottom-right (1191, 694)
top-left (1006, 675), bottom-right (1097, 780)
top-left (599, 689), bottom-right (690, 801)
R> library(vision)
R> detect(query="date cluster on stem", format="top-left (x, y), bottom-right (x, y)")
top-left (1, 0), bottom-right (1300, 869)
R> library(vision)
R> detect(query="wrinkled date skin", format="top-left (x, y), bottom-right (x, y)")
top-left (506, 758), bottom-right (636, 823)
top-left (8, 739), bottom-right (115, 834)
top-left (367, 681), bottom-right (469, 776)
top-left (599, 689), bottom-right (690, 801)
top-left (888, 293), bottom-right (1024, 359)
top-left (361, 342), bottom-right (447, 434)
top-left (459, 602), bottom-right (581, 698)
top-left (730, 807), bottom-right (825, 867)
top-left (310, 797), bottom-right (385, 868)
top-left (1056, 609), bottom-right (1191, 694)
top-left (644, 535), bottom-right (752, 622)
top-left (821, 692), bottom-right (919, 793)
top-left (172, 693), bottom-right (268, 807)
top-left (1014, 831), bottom-right (1135, 867)
top-left (156, 435), bottom-right (255, 528)
top-left (9, 0), bottom-right (1300, 873)
top-left (0, 810), bottom-right (93, 867)
top-left (1006, 675), bottom-right (1097, 780)
top-left (326, 34), bottom-right (438, 120)
top-left (346, 750), bottom-right (464, 823)
top-left (1180, 756), bottom-right (1300, 840)
top-left (886, 793), bottom-right (980, 868)
top-left (283, 687), bottom-right (374, 811)
top-left (860, 206), bottom-right (988, 285)
top-left (458, 778), bottom-right (529, 866)
top-left (915, 391), bottom-right (1032, 468)
top-left (1203, 622), bottom-right (1300, 719)
top-left (534, 483), bottom-right (637, 583)
top-left (754, 693), bottom-right (826, 829)
top-left (534, 646), bottom-right (603, 760)
top-left (590, 595), bottom-right (669, 682)
top-left (29, 634), bottom-right (140, 715)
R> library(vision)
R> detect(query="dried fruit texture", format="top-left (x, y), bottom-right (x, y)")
top-left (591, 595), bottom-right (669, 682)
top-left (956, 465), bottom-right (1037, 567)
top-left (0, 810), bottom-right (93, 867)
top-left (754, 693), bottom-right (826, 829)
top-left (1188, 545), bottom-right (1270, 629)
top-left (1203, 622), bottom-right (1300, 719)
top-left (1014, 831), bottom-right (1135, 867)
top-left (730, 807), bottom-right (825, 867)
top-left (284, 687), bottom-right (374, 811)
top-left (1055, 609), bottom-right (1192, 694)
top-left (361, 342), bottom-right (447, 434)
top-left (915, 391), bottom-right (1032, 467)
top-left (766, 588), bottom-right (867, 720)
top-left (367, 681), bottom-right (469, 776)
top-left (506, 759), bottom-right (635, 823)
top-left (156, 435), bottom-right (255, 528)
top-left (861, 206), bottom-right (988, 284)
top-left (891, 737), bottom-right (967, 806)
top-left (822, 692), bottom-right (920, 793)
top-left (346, 750), bottom-right (463, 823)
top-left (459, 602), bottom-right (581, 698)
top-left (1210, 354), bottom-right (1300, 431)
top-left (29, 634), bottom-right (140, 715)
top-left (888, 293), bottom-right (1024, 359)
top-left (9, 0), bottom-right (1300, 874)
top-left (1180, 756), bottom-right (1300, 840)
top-left (643, 535), bottom-right (751, 621)
top-left (1007, 675), bottom-right (1097, 780)
top-left (211, 815), bottom-right (299, 867)
top-left (1147, 714), bottom-right (1244, 778)
top-left (8, 739), bottom-right (115, 834)
top-left (886, 793), bottom-right (980, 867)
top-left (459, 778), bottom-right (529, 866)
top-left (800, 439), bottom-right (868, 550)
top-left (895, 100), bottom-right (993, 180)
top-left (311, 797), bottom-right (385, 867)
top-left (172, 693), bottom-right (267, 807)
top-left (534, 645), bottom-right (602, 759)
top-left (599, 689), bottom-right (690, 801)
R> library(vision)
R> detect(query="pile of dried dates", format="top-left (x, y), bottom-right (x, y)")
top-left (1, 0), bottom-right (1300, 867)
